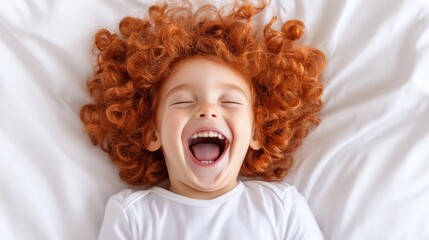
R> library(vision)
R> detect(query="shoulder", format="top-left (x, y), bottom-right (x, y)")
top-left (240, 180), bottom-right (307, 216)
top-left (108, 188), bottom-right (152, 211)
top-left (98, 189), bottom-right (153, 240)
top-left (242, 181), bottom-right (323, 239)
top-left (242, 180), bottom-right (298, 202)
top-left (242, 180), bottom-right (313, 214)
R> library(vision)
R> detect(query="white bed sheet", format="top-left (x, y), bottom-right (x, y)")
top-left (1, 0), bottom-right (428, 239)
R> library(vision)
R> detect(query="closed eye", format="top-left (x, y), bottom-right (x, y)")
top-left (221, 101), bottom-right (242, 105)
top-left (170, 101), bottom-right (195, 106)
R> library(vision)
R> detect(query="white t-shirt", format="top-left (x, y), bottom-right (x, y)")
top-left (98, 180), bottom-right (323, 240)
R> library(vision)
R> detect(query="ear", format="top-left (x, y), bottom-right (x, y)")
top-left (250, 126), bottom-right (262, 150)
top-left (145, 125), bottom-right (161, 152)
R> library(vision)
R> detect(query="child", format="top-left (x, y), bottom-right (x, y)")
top-left (80, 0), bottom-right (326, 239)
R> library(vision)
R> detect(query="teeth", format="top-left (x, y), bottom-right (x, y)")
top-left (191, 131), bottom-right (225, 140)
top-left (200, 160), bottom-right (214, 164)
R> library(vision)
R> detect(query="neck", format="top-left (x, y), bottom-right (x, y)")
top-left (168, 180), bottom-right (239, 200)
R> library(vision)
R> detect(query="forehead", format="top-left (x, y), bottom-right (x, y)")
top-left (160, 57), bottom-right (251, 94)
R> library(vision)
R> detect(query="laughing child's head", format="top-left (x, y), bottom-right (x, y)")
top-left (80, 0), bottom-right (326, 198)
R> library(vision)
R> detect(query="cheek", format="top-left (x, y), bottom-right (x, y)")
top-left (229, 110), bottom-right (254, 142)
top-left (159, 110), bottom-right (188, 138)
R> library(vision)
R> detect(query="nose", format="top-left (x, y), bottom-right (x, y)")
top-left (196, 104), bottom-right (219, 119)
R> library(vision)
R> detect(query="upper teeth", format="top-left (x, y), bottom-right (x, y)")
top-left (191, 131), bottom-right (225, 140)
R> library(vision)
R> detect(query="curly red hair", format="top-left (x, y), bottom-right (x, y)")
top-left (80, 0), bottom-right (326, 186)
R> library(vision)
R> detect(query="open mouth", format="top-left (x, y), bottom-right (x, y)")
top-left (187, 131), bottom-right (229, 165)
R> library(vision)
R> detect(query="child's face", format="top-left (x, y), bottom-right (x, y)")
top-left (149, 57), bottom-right (260, 199)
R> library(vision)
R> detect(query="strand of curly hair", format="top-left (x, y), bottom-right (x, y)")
top-left (80, 0), bottom-right (326, 186)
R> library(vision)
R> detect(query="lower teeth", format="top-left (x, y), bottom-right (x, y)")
top-left (201, 160), bottom-right (214, 164)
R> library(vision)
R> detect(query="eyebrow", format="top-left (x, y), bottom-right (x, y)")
top-left (221, 84), bottom-right (248, 95)
top-left (165, 84), bottom-right (192, 99)
top-left (166, 83), bottom-right (248, 98)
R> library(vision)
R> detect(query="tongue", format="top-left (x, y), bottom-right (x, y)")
top-left (190, 143), bottom-right (220, 161)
